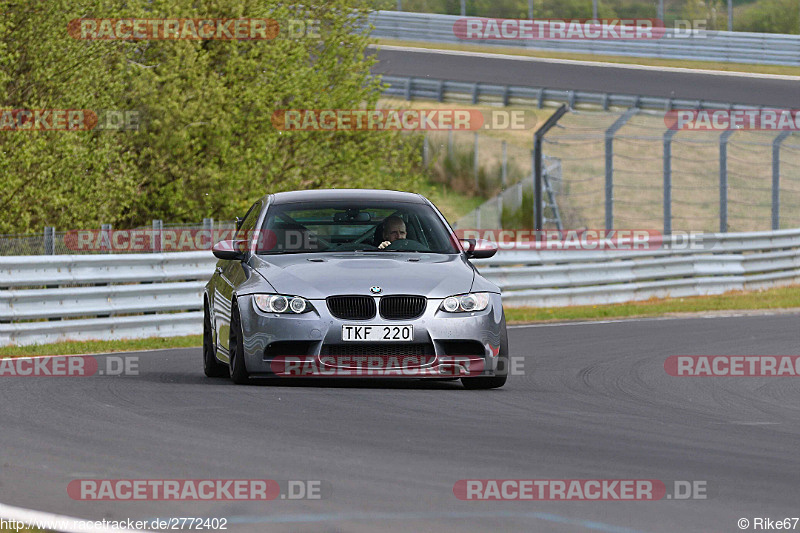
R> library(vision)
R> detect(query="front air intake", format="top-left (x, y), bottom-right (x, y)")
top-left (326, 296), bottom-right (377, 320)
top-left (379, 295), bottom-right (426, 320)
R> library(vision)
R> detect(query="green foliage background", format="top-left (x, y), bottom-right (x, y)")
top-left (374, 0), bottom-right (796, 33)
top-left (0, 0), bottom-right (421, 233)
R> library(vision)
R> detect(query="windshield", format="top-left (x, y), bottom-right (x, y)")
top-left (257, 201), bottom-right (459, 255)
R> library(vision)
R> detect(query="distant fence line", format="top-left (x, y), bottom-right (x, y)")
top-left (383, 76), bottom-right (800, 234)
top-left (0, 219), bottom-right (236, 256)
top-left (369, 11), bottom-right (800, 67)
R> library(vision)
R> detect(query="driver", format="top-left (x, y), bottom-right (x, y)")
top-left (377, 216), bottom-right (407, 249)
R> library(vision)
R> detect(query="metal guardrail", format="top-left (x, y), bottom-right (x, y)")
top-left (472, 228), bottom-right (800, 307)
top-left (1, 229), bottom-right (798, 346)
top-left (369, 11), bottom-right (800, 67)
top-left (380, 75), bottom-right (761, 112)
top-left (0, 252), bottom-right (215, 346)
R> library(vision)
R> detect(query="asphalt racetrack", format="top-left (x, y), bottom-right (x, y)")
top-left (1, 313), bottom-right (799, 532)
top-left (372, 46), bottom-right (800, 108)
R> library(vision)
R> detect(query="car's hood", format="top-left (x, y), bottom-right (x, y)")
top-left (249, 253), bottom-right (475, 299)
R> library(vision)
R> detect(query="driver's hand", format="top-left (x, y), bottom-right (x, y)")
top-left (378, 240), bottom-right (391, 249)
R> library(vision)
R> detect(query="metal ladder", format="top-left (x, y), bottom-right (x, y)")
top-left (542, 169), bottom-right (563, 231)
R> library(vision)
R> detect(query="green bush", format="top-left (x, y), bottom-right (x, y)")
top-left (734, 0), bottom-right (799, 33)
top-left (0, 0), bottom-right (420, 233)
top-left (427, 137), bottom-right (527, 197)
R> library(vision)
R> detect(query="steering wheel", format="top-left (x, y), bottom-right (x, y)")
top-left (383, 239), bottom-right (427, 252)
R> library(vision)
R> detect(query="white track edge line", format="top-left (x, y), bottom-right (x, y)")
top-left (0, 502), bottom-right (153, 533)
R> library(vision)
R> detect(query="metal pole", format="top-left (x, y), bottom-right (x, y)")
top-left (397, 0), bottom-right (401, 11)
top-left (498, 192), bottom-right (504, 228)
top-left (460, 0), bottom-right (466, 16)
top-left (772, 131), bottom-right (792, 230)
top-left (447, 129), bottom-right (453, 163)
top-left (604, 107), bottom-right (638, 231)
top-left (593, 0), bottom-right (598, 19)
top-left (101, 223), bottom-right (112, 254)
top-left (152, 219), bottom-right (163, 253)
top-left (203, 217), bottom-right (214, 251)
top-left (534, 104), bottom-right (569, 230)
top-left (657, 0), bottom-right (663, 22)
top-left (532, 148), bottom-right (537, 229)
top-left (423, 133), bottom-right (430, 167)
top-left (728, 0), bottom-right (733, 31)
top-left (473, 132), bottom-right (479, 190)
top-left (663, 129), bottom-right (677, 236)
top-left (528, 0), bottom-right (534, 19)
top-left (44, 226), bottom-right (55, 255)
top-left (719, 130), bottom-right (734, 232)
top-left (501, 140), bottom-right (508, 188)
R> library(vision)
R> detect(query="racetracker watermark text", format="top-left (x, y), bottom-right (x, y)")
top-left (271, 109), bottom-right (537, 131)
top-left (454, 479), bottom-right (707, 500)
top-left (453, 18), bottom-right (665, 40)
top-left (666, 109), bottom-right (800, 130)
top-left (0, 109), bottom-right (141, 131)
top-left (269, 355), bottom-right (526, 377)
top-left (456, 229), bottom-right (717, 251)
top-left (69, 18), bottom-right (280, 40)
top-left (665, 356), bottom-right (800, 376)
top-left (0, 355), bottom-right (138, 377)
top-left (68, 479), bottom-right (330, 500)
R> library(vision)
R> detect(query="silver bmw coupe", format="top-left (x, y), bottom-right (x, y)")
top-left (204, 189), bottom-right (508, 389)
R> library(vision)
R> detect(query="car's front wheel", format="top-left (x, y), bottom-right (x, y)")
top-left (203, 301), bottom-right (227, 378)
top-left (461, 363), bottom-right (507, 390)
top-left (228, 303), bottom-right (250, 385)
top-left (462, 313), bottom-right (509, 390)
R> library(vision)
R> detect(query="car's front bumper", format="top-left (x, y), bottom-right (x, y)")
top-left (236, 293), bottom-right (506, 378)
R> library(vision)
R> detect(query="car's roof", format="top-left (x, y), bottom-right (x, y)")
top-left (268, 189), bottom-right (427, 205)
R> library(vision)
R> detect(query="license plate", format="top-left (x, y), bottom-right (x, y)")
top-left (342, 325), bottom-right (413, 342)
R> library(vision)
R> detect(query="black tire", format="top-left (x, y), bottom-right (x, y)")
top-left (461, 368), bottom-right (507, 390)
top-left (203, 301), bottom-right (227, 378)
top-left (228, 303), bottom-right (250, 385)
top-left (462, 313), bottom-right (509, 390)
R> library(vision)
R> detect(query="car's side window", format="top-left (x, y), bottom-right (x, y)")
top-left (233, 200), bottom-right (264, 256)
top-left (235, 200), bottom-right (262, 242)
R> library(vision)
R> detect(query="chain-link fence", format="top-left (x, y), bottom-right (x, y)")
top-left (447, 108), bottom-right (800, 233)
top-left (0, 219), bottom-right (237, 256)
top-left (541, 109), bottom-right (800, 233)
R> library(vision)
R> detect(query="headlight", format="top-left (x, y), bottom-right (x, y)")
top-left (254, 294), bottom-right (313, 314)
top-left (439, 292), bottom-right (490, 313)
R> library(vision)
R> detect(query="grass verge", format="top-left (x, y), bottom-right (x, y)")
top-left (505, 285), bottom-right (800, 323)
top-left (374, 39), bottom-right (800, 77)
top-left (0, 335), bottom-right (202, 358)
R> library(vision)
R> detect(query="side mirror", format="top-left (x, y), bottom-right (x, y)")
top-left (463, 238), bottom-right (497, 259)
top-left (212, 240), bottom-right (246, 261)
top-left (235, 217), bottom-right (243, 230)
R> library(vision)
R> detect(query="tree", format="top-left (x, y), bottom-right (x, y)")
top-left (0, 0), bottom-right (420, 233)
